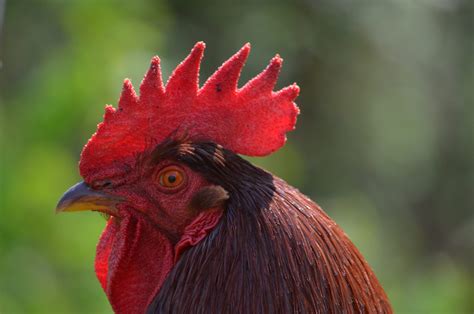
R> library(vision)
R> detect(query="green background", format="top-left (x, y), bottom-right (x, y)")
top-left (1, 0), bottom-right (473, 312)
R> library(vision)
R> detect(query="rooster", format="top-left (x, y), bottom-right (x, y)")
top-left (56, 42), bottom-right (392, 314)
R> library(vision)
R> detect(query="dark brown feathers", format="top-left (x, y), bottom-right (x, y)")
top-left (188, 185), bottom-right (229, 213)
top-left (147, 141), bottom-right (392, 314)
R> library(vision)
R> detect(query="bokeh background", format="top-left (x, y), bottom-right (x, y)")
top-left (1, 0), bottom-right (473, 312)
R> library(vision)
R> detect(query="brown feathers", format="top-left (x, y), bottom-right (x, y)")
top-left (147, 141), bottom-right (392, 314)
top-left (188, 186), bottom-right (229, 213)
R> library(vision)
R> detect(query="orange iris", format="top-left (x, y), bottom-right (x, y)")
top-left (158, 166), bottom-right (185, 189)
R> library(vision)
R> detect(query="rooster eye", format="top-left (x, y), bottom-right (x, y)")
top-left (158, 166), bottom-right (186, 190)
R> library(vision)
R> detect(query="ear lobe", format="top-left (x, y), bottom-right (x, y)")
top-left (174, 208), bottom-right (223, 262)
top-left (187, 185), bottom-right (229, 213)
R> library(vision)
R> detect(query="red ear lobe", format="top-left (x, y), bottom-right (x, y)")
top-left (174, 209), bottom-right (223, 262)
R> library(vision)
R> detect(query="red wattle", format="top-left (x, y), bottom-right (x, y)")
top-left (95, 210), bottom-right (223, 313)
top-left (96, 216), bottom-right (173, 314)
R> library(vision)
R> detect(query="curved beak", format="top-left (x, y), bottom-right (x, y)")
top-left (56, 181), bottom-right (121, 215)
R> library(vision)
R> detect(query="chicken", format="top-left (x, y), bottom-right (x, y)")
top-left (56, 42), bottom-right (392, 314)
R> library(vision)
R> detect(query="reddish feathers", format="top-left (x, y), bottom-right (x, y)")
top-left (79, 42), bottom-right (300, 180)
top-left (147, 142), bottom-right (393, 313)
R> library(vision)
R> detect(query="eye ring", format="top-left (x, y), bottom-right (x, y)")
top-left (157, 165), bottom-right (187, 191)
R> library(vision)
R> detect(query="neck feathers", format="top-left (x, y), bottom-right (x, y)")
top-left (147, 141), bottom-right (391, 313)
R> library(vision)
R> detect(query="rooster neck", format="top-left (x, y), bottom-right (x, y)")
top-left (148, 175), bottom-right (392, 313)
top-left (121, 140), bottom-right (392, 313)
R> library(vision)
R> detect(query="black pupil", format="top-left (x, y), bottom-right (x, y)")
top-left (168, 174), bottom-right (177, 183)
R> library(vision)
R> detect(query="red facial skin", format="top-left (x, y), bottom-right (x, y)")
top-left (87, 159), bottom-right (223, 314)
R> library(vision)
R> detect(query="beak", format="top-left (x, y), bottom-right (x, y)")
top-left (56, 181), bottom-right (121, 215)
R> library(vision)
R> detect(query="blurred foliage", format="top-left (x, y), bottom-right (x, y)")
top-left (1, 0), bottom-right (473, 313)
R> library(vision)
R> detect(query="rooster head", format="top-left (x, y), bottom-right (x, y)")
top-left (56, 42), bottom-right (299, 313)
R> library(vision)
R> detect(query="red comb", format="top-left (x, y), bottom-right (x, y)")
top-left (79, 42), bottom-right (300, 178)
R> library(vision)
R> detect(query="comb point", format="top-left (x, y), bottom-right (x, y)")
top-left (140, 56), bottom-right (165, 104)
top-left (240, 55), bottom-right (283, 97)
top-left (119, 79), bottom-right (138, 109)
top-left (165, 42), bottom-right (205, 98)
top-left (199, 43), bottom-right (251, 98)
top-left (276, 83), bottom-right (300, 100)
